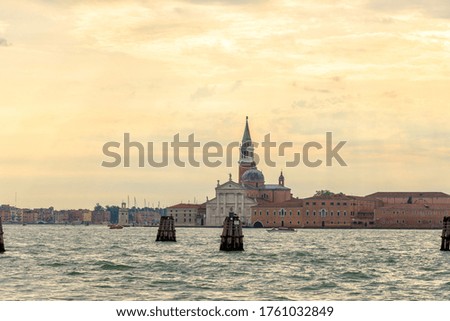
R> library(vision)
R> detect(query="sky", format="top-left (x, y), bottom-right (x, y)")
top-left (1, 0), bottom-right (449, 209)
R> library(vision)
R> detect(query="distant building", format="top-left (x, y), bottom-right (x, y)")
top-left (1, 205), bottom-right (11, 222)
top-left (134, 209), bottom-right (161, 226)
top-left (167, 203), bottom-right (205, 226)
top-left (0, 205), bottom-right (25, 223)
top-left (118, 202), bottom-right (129, 226)
top-left (251, 191), bottom-right (382, 228)
top-left (251, 199), bottom-right (303, 228)
top-left (82, 212), bottom-right (92, 224)
top-left (369, 192), bottom-right (450, 228)
top-left (366, 192), bottom-right (450, 205)
top-left (92, 208), bottom-right (111, 224)
top-left (22, 209), bottom-right (39, 224)
top-left (54, 210), bottom-right (69, 224)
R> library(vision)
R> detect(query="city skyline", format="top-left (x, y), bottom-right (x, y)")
top-left (1, 0), bottom-right (450, 209)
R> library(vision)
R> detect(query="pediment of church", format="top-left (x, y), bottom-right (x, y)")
top-left (216, 180), bottom-right (245, 191)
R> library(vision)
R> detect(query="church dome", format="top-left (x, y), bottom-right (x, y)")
top-left (242, 168), bottom-right (265, 182)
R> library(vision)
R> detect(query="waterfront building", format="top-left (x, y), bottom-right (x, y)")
top-left (167, 203), bottom-right (204, 226)
top-left (134, 209), bottom-right (161, 226)
top-left (118, 202), bottom-right (129, 226)
top-left (67, 209), bottom-right (85, 224)
top-left (92, 207), bottom-right (111, 224)
top-left (251, 191), bottom-right (382, 228)
top-left (22, 209), bottom-right (39, 224)
top-left (366, 192), bottom-right (450, 205)
top-left (299, 192), bottom-right (381, 228)
top-left (54, 210), bottom-right (70, 224)
top-left (0, 205), bottom-right (15, 222)
top-left (82, 212), bottom-right (92, 224)
top-left (369, 192), bottom-right (450, 228)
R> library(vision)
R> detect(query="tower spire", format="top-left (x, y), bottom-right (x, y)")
top-left (238, 116), bottom-right (254, 183)
top-left (279, 170), bottom-right (285, 186)
top-left (242, 115), bottom-right (252, 144)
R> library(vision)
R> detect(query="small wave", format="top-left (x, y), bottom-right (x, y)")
top-left (94, 284), bottom-right (113, 288)
top-left (339, 271), bottom-right (373, 281)
top-left (301, 281), bottom-right (338, 291)
top-left (385, 256), bottom-right (397, 264)
top-left (290, 274), bottom-right (314, 281)
top-left (95, 260), bottom-right (135, 271)
top-left (66, 271), bottom-right (84, 276)
top-left (284, 250), bottom-right (312, 258)
top-left (43, 262), bottom-right (66, 267)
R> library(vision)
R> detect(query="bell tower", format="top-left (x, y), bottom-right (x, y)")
top-left (279, 170), bottom-right (285, 186)
top-left (238, 116), bottom-right (254, 183)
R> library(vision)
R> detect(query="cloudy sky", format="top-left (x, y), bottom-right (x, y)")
top-left (1, 0), bottom-right (449, 209)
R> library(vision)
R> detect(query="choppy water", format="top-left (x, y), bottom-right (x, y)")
top-left (1, 225), bottom-right (449, 300)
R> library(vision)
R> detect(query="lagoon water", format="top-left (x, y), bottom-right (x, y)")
top-left (1, 225), bottom-right (449, 301)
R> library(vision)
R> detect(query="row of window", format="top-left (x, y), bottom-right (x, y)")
top-left (174, 218), bottom-right (193, 223)
top-left (169, 209), bottom-right (194, 213)
top-left (305, 201), bottom-right (352, 206)
top-left (173, 213), bottom-right (193, 217)
top-left (262, 221), bottom-right (348, 225)
top-left (394, 220), bottom-right (439, 224)
top-left (306, 210), bottom-right (349, 217)
top-left (386, 210), bottom-right (443, 215)
top-left (254, 210), bottom-right (352, 216)
top-left (255, 210), bottom-right (301, 216)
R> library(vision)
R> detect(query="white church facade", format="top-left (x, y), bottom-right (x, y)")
top-left (205, 177), bottom-right (258, 226)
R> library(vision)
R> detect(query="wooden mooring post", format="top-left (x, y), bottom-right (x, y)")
top-left (0, 216), bottom-right (5, 253)
top-left (156, 215), bottom-right (176, 242)
top-left (220, 211), bottom-right (244, 251)
top-left (440, 216), bottom-right (450, 251)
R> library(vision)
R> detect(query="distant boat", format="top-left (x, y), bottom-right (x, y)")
top-left (267, 227), bottom-right (296, 232)
top-left (109, 224), bottom-right (124, 229)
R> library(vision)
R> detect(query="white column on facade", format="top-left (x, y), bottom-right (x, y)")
top-left (234, 192), bottom-right (238, 214)
top-left (216, 192), bottom-right (219, 225)
top-left (222, 193), bottom-right (225, 224)
top-left (219, 192), bottom-right (223, 225)
top-left (241, 193), bottom-right (245, 224)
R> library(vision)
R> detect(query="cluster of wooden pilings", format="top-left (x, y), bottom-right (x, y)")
top-left (440, 216), bottom-right (450, 251)
top-left (220, 211), bottom-right (244, 251)
top-left (0, 216), bottom-right (5, 253)
top-left (154, 212), bottom-right (244, 250)
top-left (156, 215), bottom-right (176, 242)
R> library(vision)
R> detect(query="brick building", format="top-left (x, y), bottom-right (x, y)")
top-left (167, 203), bottom-right (205, 226)
top-left (369, 192), bottom-right (450, 228)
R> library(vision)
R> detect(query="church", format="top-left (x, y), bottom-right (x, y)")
top-left (176, 117), bottom-right (450, 229)
top-left (205, 117), bottom-right (293, 226)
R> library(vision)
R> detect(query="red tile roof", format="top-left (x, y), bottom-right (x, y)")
top-left (166, 203), bottom-right (202, 209)
top-left (367, 192), bottom-right (450, 198)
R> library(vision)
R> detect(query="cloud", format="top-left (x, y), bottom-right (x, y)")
top-left (367, 0), bottom-right (450, 19)
top-left (186, 0), bottom-right (266, 5)
top-left (303, 86), bottom-right (330, 93)
top-left (383, 91), bottom-right (398, 98)
top-left (0, 37), bottom-right (8, 46)
top-left (229, 80), bottom-right (242, 92)
top-left (190, 85), bottom-right (215, 101)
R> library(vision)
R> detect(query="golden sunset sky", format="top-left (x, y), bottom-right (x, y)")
top-left (1, 0), bottom-right (449, 209)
